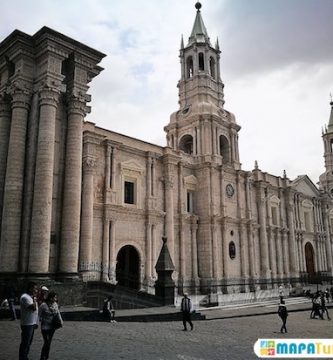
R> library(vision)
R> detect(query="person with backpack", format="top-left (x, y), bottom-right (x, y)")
top-left (278, 300), bottom-right (288, 333)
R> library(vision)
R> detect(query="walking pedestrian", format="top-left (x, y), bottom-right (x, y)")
top-left (278, 285), bottom-right (284, 302)
top-left (103, 296), bottom-right (116, 323)
top-left (19, 282), bottom-right (39, 360)
top-left (181, 293), bottom-right (194, 331)
top-left (39, 291), bottom-right (63, 360)
top-left (325, 288), bottom-right (330, 303)
top-left (320, 293), bottom-right (331, 320)
top-left (5, 284), bottom-right (17, 320)
top-left (278, 300), bottom-right (288, 333)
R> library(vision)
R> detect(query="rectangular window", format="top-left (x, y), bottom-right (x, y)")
top-left (187, 191), bottom-right (193, 213)
top-left (124, 181), bottom-right (135, 204)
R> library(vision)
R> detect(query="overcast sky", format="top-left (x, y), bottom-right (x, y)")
top-left (1, 0), bottom-right (333, 184)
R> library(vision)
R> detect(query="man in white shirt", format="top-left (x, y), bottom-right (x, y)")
top-left (19, 282), bottom-right (38, 360)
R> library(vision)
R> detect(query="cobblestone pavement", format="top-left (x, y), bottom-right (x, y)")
top-left (0, 310), bottom-right (332, 360)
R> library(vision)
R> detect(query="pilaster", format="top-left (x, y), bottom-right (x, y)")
top-left (256, 184), bottom-right (270, 279)
top-left (286, 190), bottom-right (298, 278)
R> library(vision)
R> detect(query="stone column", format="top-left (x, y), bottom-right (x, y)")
top-left (282, 230), bottom-right (290, 278)
top-left (212, 220), bottom-right (219, 279)
top-left (111, 147), bottom-right (116, 190)
top-left (269, 228), bottom-right (277, 279)
top-left (145, 221), bottom-right (152, 281)
top-left (197, 126), bottom-right (201, 155)
top-left (20, 92), bottom-right (39, 272)
top-left (0, 94), bottom-right (11, 233)
top-left (0, 89), bottom-right (31, 272)
top-left (146, 155), bottom-right (152, 199)
top-left (105, 144), bottom-right (111, 189)
top-left (179, 220), bottom-right (186, 281)
top-left (151, 158), bottom-right (155, 196)
top-left (240, 223), bottom-right (249, 279)
top-left (151, 224), bottom-right (157, 278)
top-left (193, 127), bottom-right (197, 155)
top-left (299, 234), bottom-right (305, 272)
top-left (211, 123), bottom-right (216, 155)
top-left (324, 212), bottom-right (333, 274)
top-left (80, 156), bottom-right (96, 276)
top-left (257, 187), bottom-right (269, 279)
top-left (219, 166), bottom-right (226, 217)
top-left (164, 175), bottom-right (175, 260)
top-left (59, 95), bottom-right (88, 274)
top-left (287, 195), bottom-right (298, 278)
top-left (221, 221), bottom-right (228, 278)
top-left (200, 119), bottom-right (205, 155)
top-left (102, 217), bottom-right (110, 281)
top-left (191, 219), bottom-right (199, 279)
top-left (247, 224), bottom-right (256, 278)
top-left (276, 230), bottom-right (283, 278)
top-left (108, 220), bottom-right (117, 283)
top-left (29, 87), bottom-right (60, 273)
top-left (229, 131), bottom-right (235, 163)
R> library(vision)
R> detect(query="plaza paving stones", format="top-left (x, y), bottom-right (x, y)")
top-left (1, 303), bottom-right (332, 360)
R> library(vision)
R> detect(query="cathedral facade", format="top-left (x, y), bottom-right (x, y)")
top-left (0, 4), bottom-right (332, 300)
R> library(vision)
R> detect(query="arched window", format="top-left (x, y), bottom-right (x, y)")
top-left (229, 241), bottom-right (236, 260)
top-left (219, 135), bottom-right (230, 163)
top-left (209, 56), bottom-right (216, 79)
top-left (186, 56), bottom-right (193, 78)
top-left (198, 52), bottom-right (204, 71)
top-left (179, 134), bottom-right (193, 154)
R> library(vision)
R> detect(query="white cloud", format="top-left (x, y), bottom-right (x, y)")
top-left (1, 0), bottom-right (332, 184)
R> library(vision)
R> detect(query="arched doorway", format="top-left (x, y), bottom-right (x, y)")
top-left (305, 242), bottom-right (315, 283)
top-left (116, 245), bottom-right (140, 290)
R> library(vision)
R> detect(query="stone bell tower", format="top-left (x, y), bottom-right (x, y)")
top-left (164, 2), bottom-right (241, 169)
top-left (319, 98), bottom-right (333, 194)
top-left (0, 27), bottom-right (105, 278)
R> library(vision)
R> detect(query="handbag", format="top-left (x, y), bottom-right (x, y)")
top-left (47, 303), bottom-right (63, 330)
top-left (52, 313), bottom-right (63, 330)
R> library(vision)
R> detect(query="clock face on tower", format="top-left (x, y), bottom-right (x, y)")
top-left (226, 183), bottom-right (234, 197)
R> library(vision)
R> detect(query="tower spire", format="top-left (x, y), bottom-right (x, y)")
top-left (328, 93), bottom-right (333, 133)
top-left (188, 2), bottom-right (210, 46)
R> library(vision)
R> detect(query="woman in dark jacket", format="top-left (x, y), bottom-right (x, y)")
top-left (38, 291), bottom-right (63, 360)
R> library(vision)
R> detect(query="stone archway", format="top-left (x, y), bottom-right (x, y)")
top-left (116, 245), bottom-right (140, 290)
top-left (305, 242), bottom-right (315, 283)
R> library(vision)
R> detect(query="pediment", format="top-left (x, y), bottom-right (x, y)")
top-left (291, 175), bottom-right (320, 197)
top-left (184, 175), bottom-right (198, 185)
top-left (120, 159), bottom-right (144, 173)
